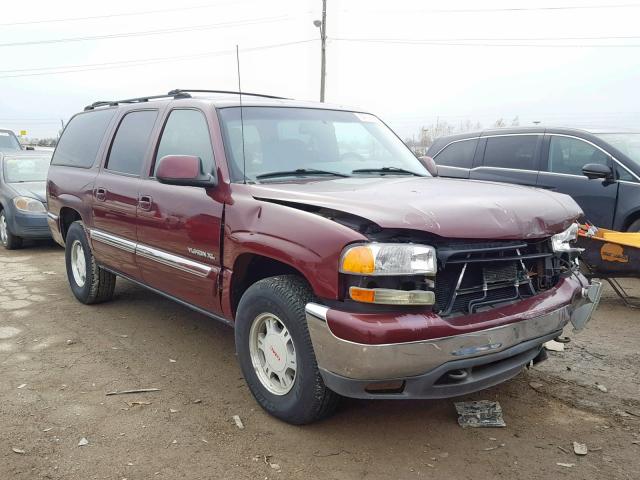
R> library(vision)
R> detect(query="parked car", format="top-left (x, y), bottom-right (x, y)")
top-left (427, 127), bottom-right (640, 231)
top-left (0, 128), bottom-right (23, 152)
top-left (0, 151), bottom-right (52, 249)
top-left (47, 90), bottom-right (601, 424)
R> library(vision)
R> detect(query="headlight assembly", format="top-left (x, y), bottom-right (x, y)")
top-left (551, 223), bottom-right (583, 253)
top-left (13, 196), bottom-right (46, 213)
top-left (339, 243), bottom-right (437, 276)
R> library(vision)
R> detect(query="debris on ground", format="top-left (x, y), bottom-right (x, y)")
top-left (66, 339), bottom-right (76, 345)
top-left (17, 383), bottom-right (26, 389)
top-left (573, 442), bottom-right (588, 456)
top-left (232, 415), bottom-right (244, 429)
top-left (193, 399), bottom-right (202, 404)
top-left (529, 381), bottom-right (544, 391)
top-left (595, 383), bottom-right (608, 393)
top-left (127, 401), bottom-right (151, 407)
top-left (455, 401), bottom-right (506, 428)
top-left (483, 443), bottom-right (505, 451)
top-left (169, 359), bottom-right (177, 363)
top-left (78, 437), bottom-right (89, 447)
top-left (106, 388), bottom-right (161, 396)
top-left (556, 462), bottom-right (575, 468)
top-left (557, 446), bottom-right (570, 454)
top-left (12, 447), bottom-right (25, 454)
top-left (544, 340), bottom-right (565, 352)
top-left (169, 408), bottom-right (179, 413)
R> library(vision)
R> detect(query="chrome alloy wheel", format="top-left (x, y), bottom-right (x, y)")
top-left (0, 212), bottom-right (7, 245)
top-left (70, 240), bottom-right (87, 287)
top-left (249, 312), bottom-right (297, 395)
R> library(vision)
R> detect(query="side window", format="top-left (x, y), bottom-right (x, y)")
top-left (106, 110), bottom-right (157, 175)
top-left (154, 109), bottom-right (214, 175)
top-left (616, 165), bottom-right (636, 182)
top-left (52, 109), bottom-right (116, 168)
top-left (484, 135), bottom-right (539, 171)
top-left (548, 136), bottom-right (610, 176)
top-left (434, 139), bottom-right (477, 169)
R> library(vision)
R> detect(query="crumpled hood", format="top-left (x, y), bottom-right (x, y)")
top-left (8, 181), bottom-right (47, 203)
top-left (249, 177), bottom-right (582, 239)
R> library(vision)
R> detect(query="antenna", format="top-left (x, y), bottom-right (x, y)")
top-left (236, 45), bottom-right (247, 184)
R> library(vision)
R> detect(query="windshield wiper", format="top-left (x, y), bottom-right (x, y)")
top-left (351, 166), bottom-right (426, 177)
top-left (255, 168), bottom-right (350, 180)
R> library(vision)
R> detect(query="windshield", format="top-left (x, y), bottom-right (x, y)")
top-left (0, 131), bottom-right (21, 152)
top-left (218, 107), bottom-right (428, 182)
top-left (595, 133), bottom-right (640, 166)
top-left (3, 155), bottom-right (51, 182)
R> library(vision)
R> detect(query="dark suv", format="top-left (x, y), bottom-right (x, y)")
top-left (47, 90), bottom-right (601, 424)
top-left (427, 127), bottom-right (640, 231)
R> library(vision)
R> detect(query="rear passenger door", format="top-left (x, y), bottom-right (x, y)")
top-left (470, 134), bottom-right (542, 186)
top-left (537, 134), bottom-right (618, 228)
top-left (90, 109), bottom-right (159, 279)
top-left (136, 108), bottom-right (224, 314)
top-left (432, 138), bottom-right (477, 179)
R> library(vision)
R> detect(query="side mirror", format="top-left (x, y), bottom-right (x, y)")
top-left (582, 163), bottom-right (613, 180)
top-left (418, 156), bottom-right (438, 177)
top-left (156, 155), bottom-right (216, 187)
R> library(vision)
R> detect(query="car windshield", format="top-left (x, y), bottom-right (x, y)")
top-left (3, 155), bottom-right (51, 182)
top-left (218, 107), bottom-right (428, 182)
top-left (0, 131), bottom-right (21, 151)
top-left (595, 133), bottom-right (640, 166)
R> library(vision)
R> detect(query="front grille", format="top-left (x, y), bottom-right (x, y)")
top-left (434, 239), bottom-right (559, 317)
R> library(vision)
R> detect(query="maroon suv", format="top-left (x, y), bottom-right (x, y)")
top-left (47, 89), bottom-right (602, 424)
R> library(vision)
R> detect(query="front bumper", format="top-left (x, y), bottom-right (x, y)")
top-left (306, 276), bottom-right (602, 399)
top-left (8, 210), bottom-right (51, 239)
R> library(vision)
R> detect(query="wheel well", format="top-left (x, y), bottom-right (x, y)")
top-left (230, 254), bottom-right (308, 315)
top-left (623, 210), bottom-right (640, 231)
top-left (59, 207), bottom-right (82, 240)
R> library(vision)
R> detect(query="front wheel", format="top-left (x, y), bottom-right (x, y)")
top-left (0, 210), bottom-right (23, 250)
top-left (65, 221), bottom-right (116, 304)
top-left (235, 275), bottom-right (339, 424)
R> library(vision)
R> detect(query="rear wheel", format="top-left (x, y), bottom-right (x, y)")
top-left (627, 219), bottom-right (640, 232)
top-left (65, 221), bottom-right (116, 304)
top-left (235, 275), bottom-right (339, 424)
top-left (0, 210), bottom-right (23, 250)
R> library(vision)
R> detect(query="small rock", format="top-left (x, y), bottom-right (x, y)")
top-left (193, 399), bottom-right (202, 404)
top-left (169, 408), bottom-right (178, 413)
top-left (544, 340), bottom-right (565, 352)
top-left (270, 463), bottom-right (281, 470)
top-left (171, 440), bottom-right (177, 444)
top-left (78, 437), bottom-right (89, 447)
top-left (17, 383), bottom-right (27, 389)
top-left (43, 427), bottom-right (52, 432)
top-left (573, 442), bottom-right (588, 456)
top-left (12, 447), bottom-right (25, 454)
top-left (169, 359), bottom-right (177, 363)
top-left (529, 381), bottom-right (544, 390)
top-left (595, 384), bottom-right (608, 393)
top-left (233, 415), bottom-right (244, 429)
top-left (42, 271), bottom-right (56, 275)
top-left (556, 462), bottom-right (575, 468)
top-left (66, 339), bottom-right (76, 345)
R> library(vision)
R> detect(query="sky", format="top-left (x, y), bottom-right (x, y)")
top-left (1, 0), bottom-right (639, 139)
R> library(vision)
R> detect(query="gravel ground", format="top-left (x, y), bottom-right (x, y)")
top-left (1, 242), bottom-right (639, 479)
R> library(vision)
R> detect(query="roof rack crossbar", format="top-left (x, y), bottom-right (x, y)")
top-left (168, 89), bottom-right (288, 100)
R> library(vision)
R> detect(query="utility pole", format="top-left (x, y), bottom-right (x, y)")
top-left (314, 0), bottom-right (327, 102)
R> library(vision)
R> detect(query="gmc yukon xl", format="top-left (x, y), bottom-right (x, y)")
top-left (47, 89), bottom-right (602, 424)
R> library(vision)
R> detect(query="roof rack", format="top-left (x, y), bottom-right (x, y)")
top-left (84, 89), bottom-right (287, 111)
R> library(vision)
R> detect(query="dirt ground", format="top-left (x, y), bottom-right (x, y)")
top-left (1, 242), bottom-right (639, 480)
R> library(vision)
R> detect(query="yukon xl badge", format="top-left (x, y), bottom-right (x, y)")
top-left (188, 247), bottom-right (215, 261)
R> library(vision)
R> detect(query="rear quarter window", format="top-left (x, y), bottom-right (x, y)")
top-left (51, 109), bottom-right (116, 168)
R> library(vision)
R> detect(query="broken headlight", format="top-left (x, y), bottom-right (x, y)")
top-left (551, 223), bottom-right (583, 253)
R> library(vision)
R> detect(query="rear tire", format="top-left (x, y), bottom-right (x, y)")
top-left (0, 210), bottom-right (23, 250)
top-left (235, 275), bottom-right (339, 424)
top-left (65, 221), bottom-right (116, 304)
top-left (627, 219), bottom-right (640, 232)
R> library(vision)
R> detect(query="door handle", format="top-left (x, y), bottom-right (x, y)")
top-left (138, 195), bottom-right (152, 211)
top-left (95, 187), bottom-right (106, 201)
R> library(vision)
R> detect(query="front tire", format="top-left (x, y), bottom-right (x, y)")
top-left (65, 221), bottom-right (116, 304)
top-left (235, 275), bottom-right (339, 424)
top-left (0, 210), bottom-right (23, 250)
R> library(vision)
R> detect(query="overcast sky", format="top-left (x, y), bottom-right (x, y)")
top-left (1, 0), bottom-right (639, 138)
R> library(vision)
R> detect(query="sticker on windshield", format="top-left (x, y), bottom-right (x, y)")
top-left (353, 113), bottom-right (378, 123)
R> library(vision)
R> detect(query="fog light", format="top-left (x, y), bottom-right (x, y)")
top-left (349, 286), bottom-right (435, 305)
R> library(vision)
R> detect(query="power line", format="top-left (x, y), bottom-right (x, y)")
top-left (0, 15), bottom-right (297, 48)
top-left (333, 37), bottom-right (640, 48)
top-left (0, 39), bottom-right (317, 79)
top-left (0, 1), bottom-right (251, 27)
